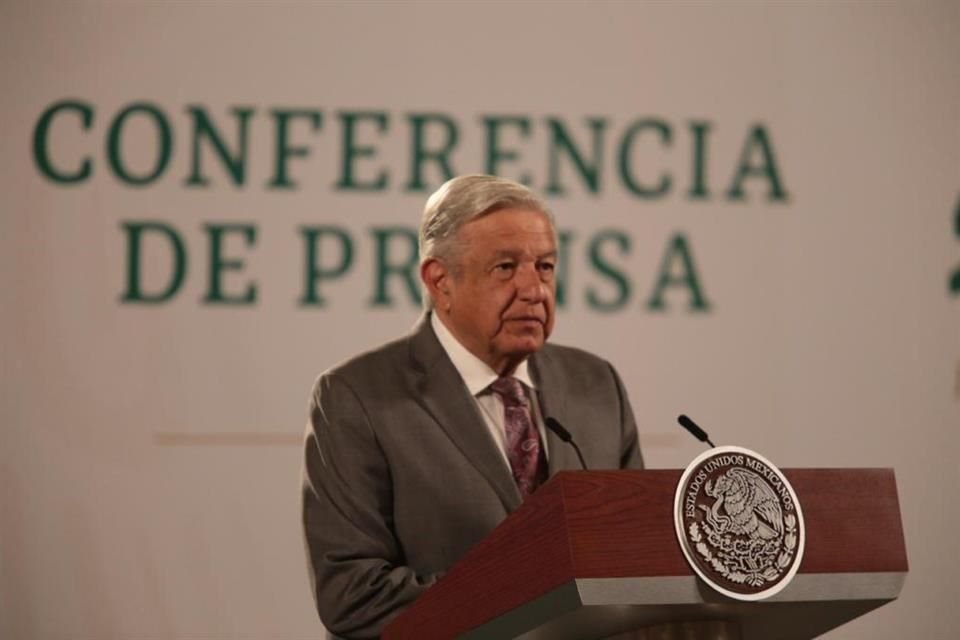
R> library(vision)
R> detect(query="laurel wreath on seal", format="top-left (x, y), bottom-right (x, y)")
top-left (689, 514), bottom-right (798, 587)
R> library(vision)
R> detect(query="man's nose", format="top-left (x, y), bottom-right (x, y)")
top-left (515, 264), bottom-right (547, 302)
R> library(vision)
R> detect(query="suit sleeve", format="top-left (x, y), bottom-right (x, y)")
top-left (608, 363), bottom-right (645, 470)
top-left (302, 372), bottom-right (440, 639)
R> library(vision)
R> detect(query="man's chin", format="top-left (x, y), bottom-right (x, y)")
top-left (499, 335), bottom-right (546, 358)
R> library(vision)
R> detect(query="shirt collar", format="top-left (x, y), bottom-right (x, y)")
top-left (430, 312), bottom-right (536, 395)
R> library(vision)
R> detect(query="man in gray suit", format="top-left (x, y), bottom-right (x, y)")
top-left (302, 175), bottom-right (643, 638)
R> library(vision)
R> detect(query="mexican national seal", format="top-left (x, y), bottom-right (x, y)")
top-left (673, 446), bottom-right (805, 600)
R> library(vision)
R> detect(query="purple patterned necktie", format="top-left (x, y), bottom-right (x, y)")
top-left (490, 377), bottom-right (547, 499)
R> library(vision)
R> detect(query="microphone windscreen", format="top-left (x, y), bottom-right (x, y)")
top-left (677, 414), bottom-right (709, 442)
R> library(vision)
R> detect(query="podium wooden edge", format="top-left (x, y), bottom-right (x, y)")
top-left (461, 571), bottom-right (906, 639)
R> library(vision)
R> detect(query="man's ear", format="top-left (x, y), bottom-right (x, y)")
top-left (420, 258), bottom-right (451, 309)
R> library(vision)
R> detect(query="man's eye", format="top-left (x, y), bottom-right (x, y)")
top-left (538, 262), bottom-right (556, 273)
top-left (494, 262), bottom-right (515, 272)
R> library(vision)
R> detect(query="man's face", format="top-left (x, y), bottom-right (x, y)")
top-left (431, 208), bottom-right (557, 374)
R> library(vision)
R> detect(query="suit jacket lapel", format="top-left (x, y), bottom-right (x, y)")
top-left (407, 315), bottom-right (522, 512)
top-left (530, 348), bottom-right (580, 476)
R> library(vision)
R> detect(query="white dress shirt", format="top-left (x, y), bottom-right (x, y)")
top-left (431, 312), bottom-right (549, 469)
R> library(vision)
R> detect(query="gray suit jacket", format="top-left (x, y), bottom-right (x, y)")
top-left (302, 314), bottom-right (643, 639)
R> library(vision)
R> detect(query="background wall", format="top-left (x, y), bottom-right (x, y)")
top-left (2, 1), bottom-right (958, 638)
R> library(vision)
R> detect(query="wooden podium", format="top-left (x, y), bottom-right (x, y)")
top-left (383, 469), bottom-right (907, 639)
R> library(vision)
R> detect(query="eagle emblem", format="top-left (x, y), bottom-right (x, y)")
top-left (674, 446), bottom-right (805, 601)
top-left (702, 467), bottom-right (784, 541)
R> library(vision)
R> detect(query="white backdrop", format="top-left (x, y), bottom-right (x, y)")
top-left (2, 1), bottom-right (959, 638)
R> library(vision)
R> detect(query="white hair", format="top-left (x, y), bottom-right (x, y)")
top-left (419, 175), bottom-right (554, 309)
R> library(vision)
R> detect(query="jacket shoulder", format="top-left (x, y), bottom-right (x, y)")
top-left (538, 342), bottom-right (614, 372)
top-left (325, 334), bottom-right (410, 379)
top-left (308, 334), bottom-right (417, 408)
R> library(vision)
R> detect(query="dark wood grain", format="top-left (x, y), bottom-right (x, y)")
top-left (563, 469), bottom-right (688, 577)
top-left (788, 468), bottom-right (908, 573)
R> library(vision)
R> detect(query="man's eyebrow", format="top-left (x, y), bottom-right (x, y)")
top-left (488, 250), bottom-right (558, 260)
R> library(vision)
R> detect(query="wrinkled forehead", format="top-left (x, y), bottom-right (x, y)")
top-left (474, 201), bottom-right (555, 228)
top-left (459, 208), bottom-right (557, 247)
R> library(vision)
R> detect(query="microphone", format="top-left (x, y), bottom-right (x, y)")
top-left (545, 417), bottom-right (588, 470)
top-left (677, 414), bottom-right (716, 448)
